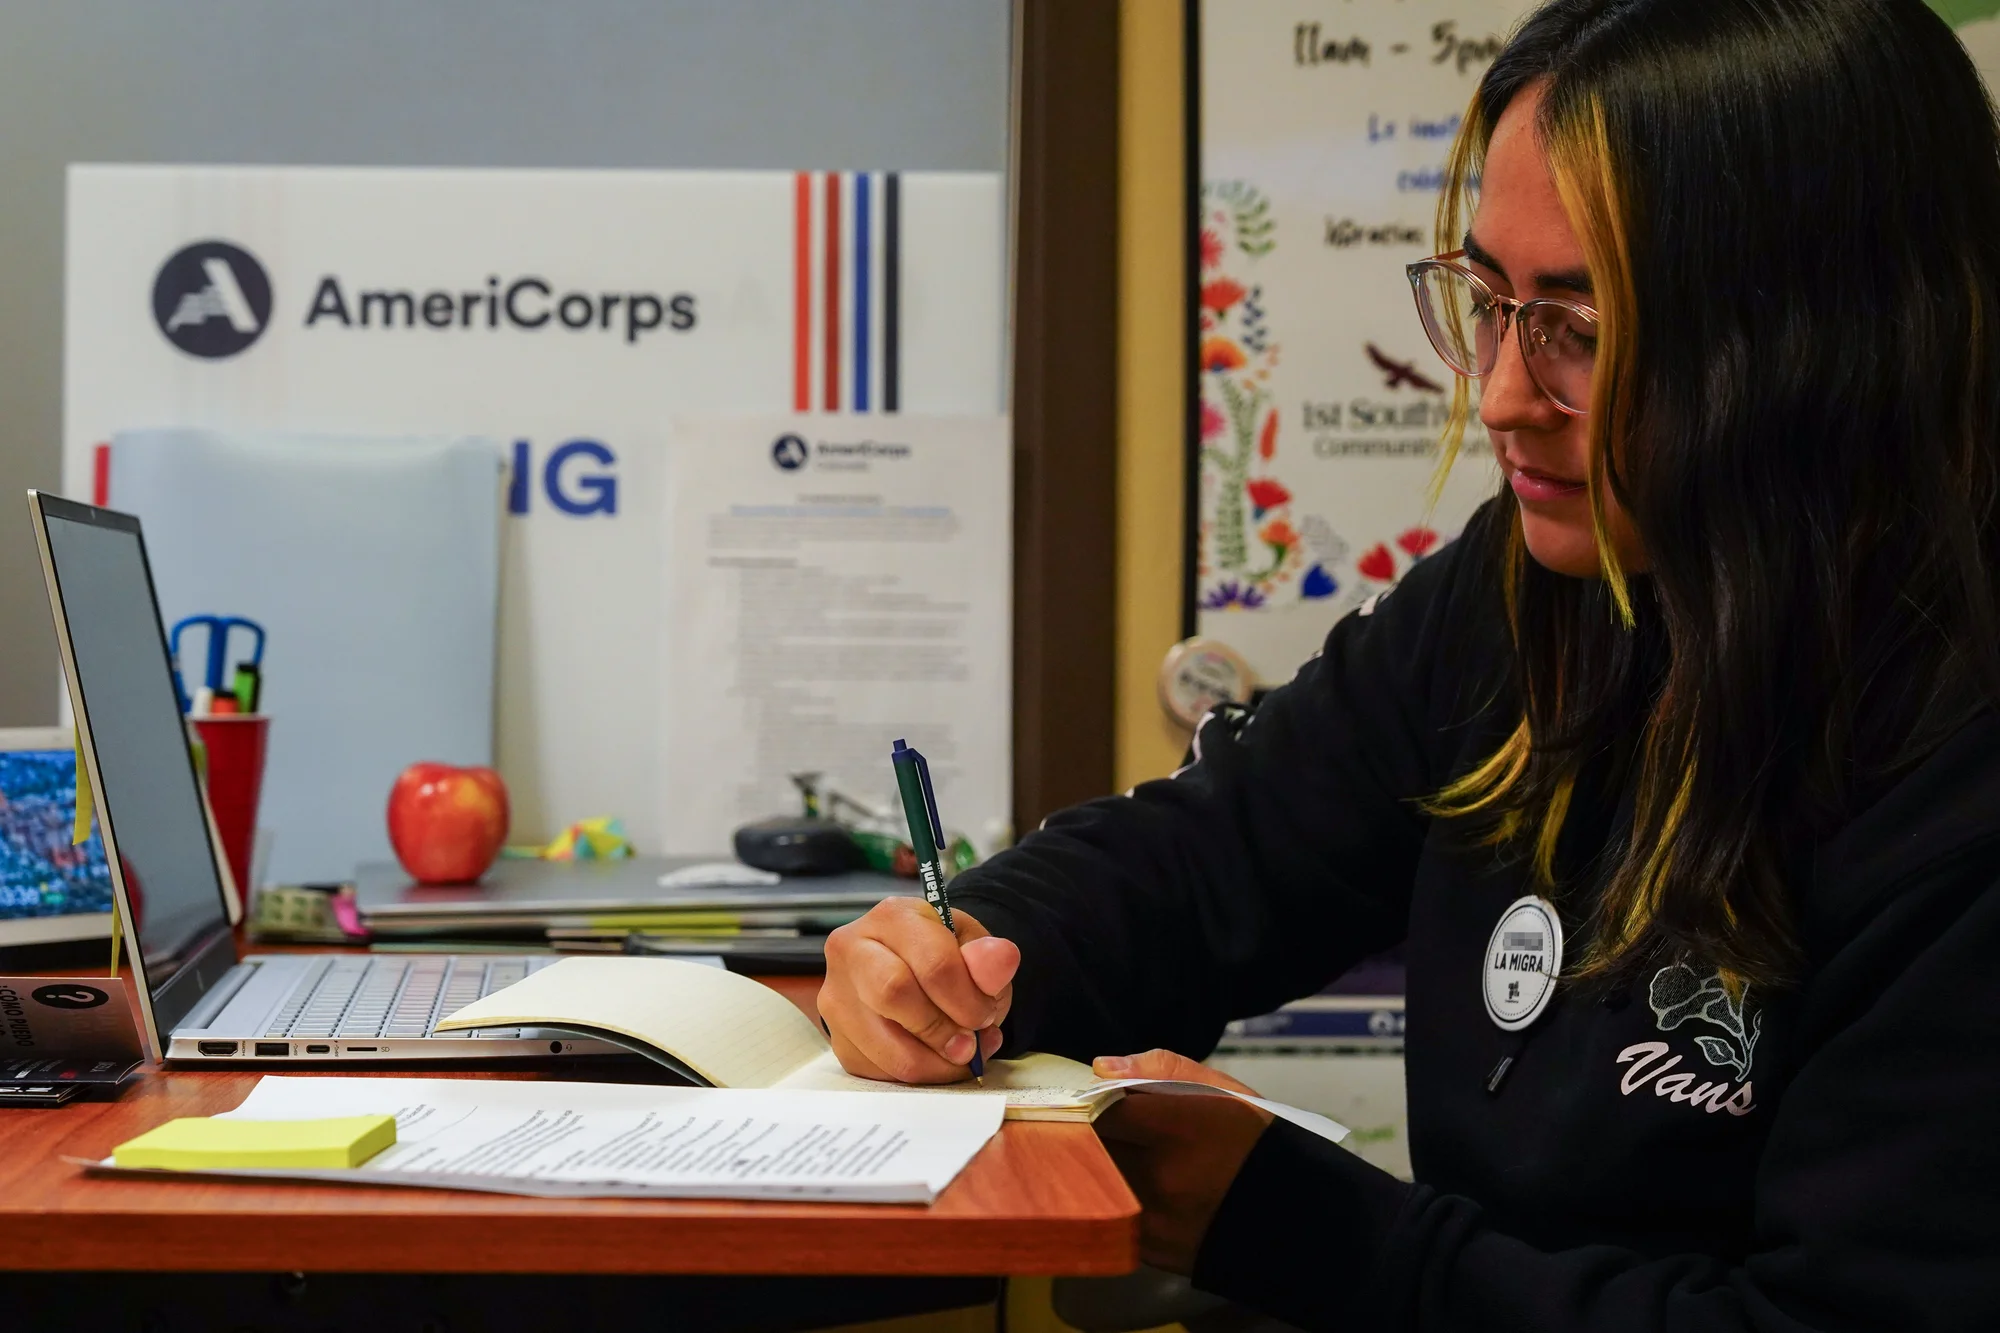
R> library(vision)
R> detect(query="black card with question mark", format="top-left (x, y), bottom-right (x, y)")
top-left (0, 977), bottom-right (143, 1105)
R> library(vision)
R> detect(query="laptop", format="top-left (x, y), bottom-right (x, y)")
top-left (353, 857), bottom-right (909, 925)
top-left (26, 490), bottom-right (620, 1063)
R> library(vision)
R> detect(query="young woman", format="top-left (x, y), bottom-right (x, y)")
top-left (820, 0), bottom-right (2000, 1326)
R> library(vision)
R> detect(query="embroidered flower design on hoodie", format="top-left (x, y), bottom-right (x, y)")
top-left (1648, 963), bottom-right (1763, 1080)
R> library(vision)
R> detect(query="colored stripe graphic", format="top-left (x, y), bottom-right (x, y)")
top-left (854, 173), bottom-right (871, 412)
top-left (789, 170), bottom-right (898, 414)
top-left (824, 172), bottom-right (842, 411)
top-left (92, 443), bottom-right (111, 506)
top-left (793, 172), bottom-right (811, 412)
top-left (884, 173), bottom-right (901, 414)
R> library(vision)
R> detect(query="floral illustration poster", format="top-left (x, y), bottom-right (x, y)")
top-left (1194, 1), bottom-right (1528, 684)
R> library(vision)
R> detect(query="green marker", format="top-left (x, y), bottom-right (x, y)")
top-left (232, 662), bottom-right (262, 713)
top-left (891, 737), bottom-right (983, 1083)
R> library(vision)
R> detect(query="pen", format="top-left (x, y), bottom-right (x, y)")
top-left (890, 737), bottom-right (983, 1084)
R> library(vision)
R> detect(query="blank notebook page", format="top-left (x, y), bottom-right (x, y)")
top-left (434, 956), bottom-right (831, 1087)
top-left (776, 1049), bottom-right (1109, 1107)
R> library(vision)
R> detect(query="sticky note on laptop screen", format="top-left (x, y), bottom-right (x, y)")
top-left (112, 1114), bottom-right (396, 1169)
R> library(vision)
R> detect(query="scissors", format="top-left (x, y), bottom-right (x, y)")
top-left (169, 615), bottom-right (266, 713)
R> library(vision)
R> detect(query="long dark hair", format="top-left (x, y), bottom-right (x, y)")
top-left (1430, 0), bottom-right (2000, 986)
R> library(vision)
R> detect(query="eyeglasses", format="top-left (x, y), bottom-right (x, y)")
top-left (1405, 251), bottom-right (1599, 416)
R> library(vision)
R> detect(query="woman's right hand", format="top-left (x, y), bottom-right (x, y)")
top-left (819, 896), bottom-right (1020, 1084)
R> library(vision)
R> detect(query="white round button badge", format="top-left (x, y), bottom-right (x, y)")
top-left (1483, 895), bottom-right (1564, 1031)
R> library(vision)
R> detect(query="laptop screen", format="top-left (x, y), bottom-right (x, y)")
top-left (36, 497), bottom-right (230, 1002)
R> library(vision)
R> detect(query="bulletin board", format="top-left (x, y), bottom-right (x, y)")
top-left (1186, 1), bottom-right (1531, 686)
top-left (1187, 0), bottom-right (2000, 687)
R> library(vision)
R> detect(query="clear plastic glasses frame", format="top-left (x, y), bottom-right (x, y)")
top-left (1405, 251), bottom-right (1599, 417)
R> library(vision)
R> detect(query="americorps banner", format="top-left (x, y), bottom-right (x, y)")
top-left (65, 165), bottom-right (1005, 856)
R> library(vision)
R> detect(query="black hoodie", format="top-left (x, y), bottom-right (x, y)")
top-left (949, 502), bottom-right (2000, 1332)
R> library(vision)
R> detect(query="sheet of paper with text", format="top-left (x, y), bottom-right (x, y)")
top-left (202, 1075), bottom-right (1007, 1203)
top-left (660, 414), bottom-right (1012, 857)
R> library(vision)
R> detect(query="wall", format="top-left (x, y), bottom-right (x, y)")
top-left (0, 0), bottom-right (1010, 724)
top-left (1114, 0), bottom-right (1190, 792)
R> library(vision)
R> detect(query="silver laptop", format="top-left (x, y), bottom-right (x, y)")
top-left (27, 490), bottom-right (620, 1063)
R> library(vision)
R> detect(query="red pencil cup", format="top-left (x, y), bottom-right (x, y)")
top-left (191, 715), bottom-right (270, 896)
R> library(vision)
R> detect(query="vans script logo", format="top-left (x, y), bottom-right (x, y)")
top-left (1613, 964), bottom-right (1763, 1116)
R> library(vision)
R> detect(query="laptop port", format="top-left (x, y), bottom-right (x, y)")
top-left (254, 1042), bottom-right (290, 1057)
top-left (197, 1041), bottom-right (238, 1057)
top-left (347, 1046), bottom-right (378, 1052)
top-left (304, 1044), bottom-right (331, 1055)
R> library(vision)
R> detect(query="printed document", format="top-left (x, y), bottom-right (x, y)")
top-left (659, 414), bottom-right (1010, 856)
top-left (88, 1075), bottom-right (1004, 1203)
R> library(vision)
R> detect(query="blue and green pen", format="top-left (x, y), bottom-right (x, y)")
top-left (890, 737), bottom-right (984, 1084)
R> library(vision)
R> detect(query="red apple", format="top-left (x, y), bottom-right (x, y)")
top-left (386, 762), bottom-right (510, 885)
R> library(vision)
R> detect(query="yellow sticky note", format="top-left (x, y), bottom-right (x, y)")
top-left (70, 725), bottom-right (93, 846)
top-left (112, 1114), bottom-right (397, 1170)
top-left (70, 726), bottom-right (119, 977)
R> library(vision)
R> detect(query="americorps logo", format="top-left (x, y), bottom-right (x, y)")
top-left (770, 432), bottom-right (913, 474)
top-left (303, 274), bottom-right (693, 344)
top-left (771, 434), bottom-right (809, 470)
top-left (152, 240), bottom-right (273, 359)
top-left (150, 238), bottom-right (699, 359)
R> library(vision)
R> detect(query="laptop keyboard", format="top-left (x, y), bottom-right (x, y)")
top-left (264, 956), bottom-right (533, 1040)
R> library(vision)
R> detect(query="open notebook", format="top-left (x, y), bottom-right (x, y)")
top-left (435, 956), bottom-right (1123, 1122)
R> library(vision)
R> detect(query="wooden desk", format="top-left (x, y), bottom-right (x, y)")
top-left (0, 968), bottom-right (1139, 1276)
